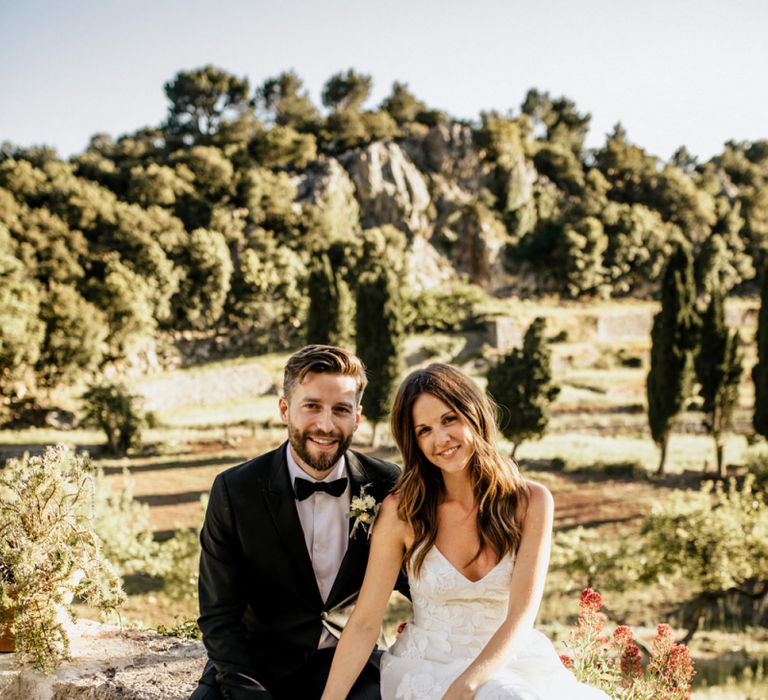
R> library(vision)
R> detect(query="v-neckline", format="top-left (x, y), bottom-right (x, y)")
top-left (432, 545), bottom-right (508, 584)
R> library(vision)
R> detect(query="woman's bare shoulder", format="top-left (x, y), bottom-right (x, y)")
top-left (375, 492), bottom-right (411, 542)
top-left (522, 479), bottom-right (554, 519)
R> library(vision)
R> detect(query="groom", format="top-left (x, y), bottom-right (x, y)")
top-left (189, 345), bottom-right (404, 700)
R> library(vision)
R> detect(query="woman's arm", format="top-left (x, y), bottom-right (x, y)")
top-left (444, 481), bottom-right (555, 700)
top-left (320, 494), bottom-right (407, 700)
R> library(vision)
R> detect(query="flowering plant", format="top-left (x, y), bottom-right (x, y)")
top-left (561, 588), bottom-right (695, 699)
top-left (347, 487), bottom-right (379, 539)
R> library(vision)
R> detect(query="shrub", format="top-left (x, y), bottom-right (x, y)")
top-left (0, 446), bottom-right (125, 672)
top-left (403, 282), bottom-right (487, 333)
top-left (81, 383), bottom-right (146, 455)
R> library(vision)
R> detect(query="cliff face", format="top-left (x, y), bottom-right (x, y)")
top-left (293, 127), bottom-right (540, 293)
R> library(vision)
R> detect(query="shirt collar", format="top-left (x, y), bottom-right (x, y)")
top-left (285, 442), bottom-right (347, 484)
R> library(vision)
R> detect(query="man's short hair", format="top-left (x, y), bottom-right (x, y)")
top-left (283, 345), bottom-right (368, 403)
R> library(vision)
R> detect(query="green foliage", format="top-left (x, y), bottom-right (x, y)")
top-left (403, 282), bottom-right (487, 333)
top-left (0, 226), bottom-right (44, 389)
top-left (176, 228), bottom-right (233, 330)
top-left (380, 82), bottom-right (428, 126)
top-left (249, 125), bottom-right (317, 169)
top-left (694, 286), bottom-right (743, 475)
top-left (91, 252), bottom-right (156, 355)
top-left (256, 71), bottom-right (319, 130)
top-left (127, 163), bottom-right (193, 207)
top-left (0, 446), bottom-right (125, 672)
top-left (640, 477), bottom-right (768, 636)
top-left (321, 69), bottom-right (372, 111)
top-left (229, 229), bottom-right (308, 349)
top-left (163, 65), bottom-right (251, 144)
top-left (754, 259), bottom-right (768, 439)
top-left (37, 283), bottom-right (108, 385)
top-left (551, 527), bottom-right (641, 593)
top-left (305, 252), bottom-right (354, 347)
top-left (521, 89), bottom-right (590, 156)
top-left (646, 244), bottom-right (700, 473)
top-left (93, 473), bottom-right (203, 601)
top-left (81, 383), bottom-right (145, 455)
top-left (486, 317), bottom-right (560, 456)
top-left (355, 264), bottom-right (404, 437)
top-left (93, 471), bottom-right (163, 577)
top-left (240, 166), bottom-right (300, 237)
top-left (557, 216), bottom-right (608, 298)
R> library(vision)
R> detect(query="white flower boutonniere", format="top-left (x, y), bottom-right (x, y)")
top-left (347, 487), bottom-right (379, 539)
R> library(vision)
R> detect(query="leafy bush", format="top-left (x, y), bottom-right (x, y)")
top-left (640, 476), bottom-right (768, 637)
top-left (81, 383), bottom-right (146, 455)
top-left (0, 446), bottom-right (125, 672)
top-left (403, 282), bottom-right (487, 333)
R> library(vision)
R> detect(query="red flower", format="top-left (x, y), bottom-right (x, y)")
top-left (579, 588), bottom-right (603, 613)
top-left (560, 654), bottom-right (574, 670)
top-left (667, 643), bottom-right (695, 687)
top-left (396, 621), bottom-right (408, 635)
top-left (612, 625), bottom-right (634, 649)
top-left (620, 643), bottom-right (643, 680)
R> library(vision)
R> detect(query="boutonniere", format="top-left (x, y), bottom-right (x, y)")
top-left (347, 486), bottom-right (379, 539)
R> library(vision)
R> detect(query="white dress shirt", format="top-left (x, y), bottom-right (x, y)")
top-left (286, 445), bottom-right (350, 647)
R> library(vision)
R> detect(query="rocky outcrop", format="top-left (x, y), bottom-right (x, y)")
top-left (0, 620), bottom-right (205, 700)
top-left (339, 142), bottom-right (431, 235)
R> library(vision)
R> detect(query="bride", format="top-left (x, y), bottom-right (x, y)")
top-left (321, 363), bottom-right (607, 699)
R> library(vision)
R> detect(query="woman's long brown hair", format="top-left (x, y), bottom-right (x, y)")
top-left (390, 363), bottom-right (530, 577)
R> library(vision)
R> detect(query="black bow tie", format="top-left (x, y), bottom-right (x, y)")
top-left (294, 476), bottom-right (348, 501)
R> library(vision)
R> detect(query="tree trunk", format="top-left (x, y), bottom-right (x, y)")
top-left (656, 433), bottom-right (669, 475)
top-left (715, 439), bottom-right (725, 478)
top-left (370, 421), bottom-right (377, 448)
top-left (511, 441), bottom-right (519, 460)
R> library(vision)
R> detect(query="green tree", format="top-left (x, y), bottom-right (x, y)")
top-left (163, 65), bottom-right (251, 144)
top-left (355, 264), bottom-right (404, 444)
top-left (647, 244), bottom-right (700, 474)
top-left (754, 259), bottom-right (768, 439)
top-left (256, 71), bottom-right (319, 130)
top-left (321, 69), bottom-right (372, 111)
top-left (305, 252), bottom-right (354, 347)
top-left (694, 286), bottom-right (743, 476)
top-left (486, 317), bottom-right (560, 458)
top-left (380, 82), bottom-right (427, 126)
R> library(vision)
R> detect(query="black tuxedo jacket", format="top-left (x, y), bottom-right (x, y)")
top-left (197, 442), bottom-right (403, 683)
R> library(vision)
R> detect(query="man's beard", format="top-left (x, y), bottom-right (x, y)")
top-left (287, 424), bottom-right (353, 473)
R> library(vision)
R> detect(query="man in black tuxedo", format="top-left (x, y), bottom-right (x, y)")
top-left (189, 345), bottom-right (404, 700)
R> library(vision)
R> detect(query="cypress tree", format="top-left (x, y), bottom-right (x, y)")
top-left (355, 264), bottom-right (404, 445)
top-left (486, 317), bottom-right (560, 458)
top-left (305, 252), bottom-right (353, 347)
top-left (694, 285), bottom-right (743, 476)
top-left (647, 243), bottom-right (700, 474)
top-left (753, 259), bottom-right (768, 439)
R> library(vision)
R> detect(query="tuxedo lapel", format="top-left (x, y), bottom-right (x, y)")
top-left (263, 444), bottom-right (323, 606)
top-left (326, 451), bottom-right (373, 607)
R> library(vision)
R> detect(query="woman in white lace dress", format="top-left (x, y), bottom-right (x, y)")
top-left (321, 364), bottom-right (607, 700)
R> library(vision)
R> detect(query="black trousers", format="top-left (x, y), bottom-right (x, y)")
top-left (188, 649), bottom-right (381, 700)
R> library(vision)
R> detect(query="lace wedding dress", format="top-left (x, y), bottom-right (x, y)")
top-left (380, 547), bottom-right (609, 699)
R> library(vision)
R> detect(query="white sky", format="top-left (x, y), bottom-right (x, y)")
top-left (0, 0), bottom-right (766, 162)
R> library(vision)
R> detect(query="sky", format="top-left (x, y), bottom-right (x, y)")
top-left (1, 0), bottom-right (766, 162)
